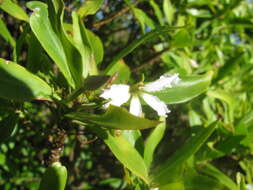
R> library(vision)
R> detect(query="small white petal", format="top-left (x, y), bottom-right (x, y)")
top-left (143, 73), bottom-right (180, 92)
top-left (246, 184), bottom-right (253, 190)
top-left (141, 93), bottom-right (170, 117)
top-left (100, 84), bottom-right (131, 107)
top-left (129, 95), bottom-right (142, 116)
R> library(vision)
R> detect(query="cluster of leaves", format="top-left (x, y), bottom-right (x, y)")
top-left (0, 0), bottom-right (253, 189)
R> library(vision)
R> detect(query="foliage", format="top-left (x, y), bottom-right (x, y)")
top-left (0, 0), bottom-right (253, 189)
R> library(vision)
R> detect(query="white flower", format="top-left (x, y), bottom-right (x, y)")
top-left (100, 73), bottom-right (180, 117)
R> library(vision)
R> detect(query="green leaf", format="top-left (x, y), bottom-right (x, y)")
top-left (150, 72), bottom-right (213, 104)
top-left (66, 105), bottom-right (160, 130)
top-left (184, 167), bottom-right (228, 190)
top-left (91, 127), bottom-right (149, 184)
top-left (152, 121), bottom-right (217, 186)
top-left (163, 0), bottom-right (175, 25)
top-left (159, 182), bottom-right (185, 190)
top-left (27, 1), bottom-right (76, 88)
top-left (133, 8), bottom-right (155, 33)
top-left (0, 17), bottom-right (16, 47)
top-left (0, 59), bottom-right (53, 101)
top-left (236, 110), bottom-right (253, 147)
top-left (149, 0), bottom-right (164, 25)
top-left (0, 0), bottom-right (29, 21)
top-left (207, 90), bottom-right (235, 122)
top-left (77, 0), bottom-right (103, 18)
top-left (0, 113), bottom-right (18, 143)
top-left (200, 164), bottom-right (239, 190)
top-left (171, 30), bottom-right (193, 48)
top-left (105, 25), bottom-right (184, 73)
top-left (105, 59), bottom-right (131, 84)
top-left (187, 9), bottom-right (212, 18)
top-left (72, 11), bottom-right (98, 77)
top-left (86, 29), bottom-right (104, 64)
top-left (144, 118), bottom-right (166, 169)
top-left (63, 75), bottom-right (110, 103)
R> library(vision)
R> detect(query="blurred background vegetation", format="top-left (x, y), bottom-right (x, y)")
top-left (1, 0), bottom-right (253, 189)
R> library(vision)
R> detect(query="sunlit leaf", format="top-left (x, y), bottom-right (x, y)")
top-left (0, 0), bottom-right (29, 21)
top-left (151, 72), bottom-right (213, 104)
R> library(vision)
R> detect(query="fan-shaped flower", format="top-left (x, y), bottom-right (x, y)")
top-left (100, 73), bottom-right (180, 117)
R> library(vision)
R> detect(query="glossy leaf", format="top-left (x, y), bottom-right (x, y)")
top-left (150, 72), bottom-right (213, 104)
top-left (72, 11), bottom-right (98, 77)
top-left (152, 121), bottom-right (217, 186)
top-left (77, 0), bottom-right (103, 18)
top-left (0, 0), bottom-right (29, 21)
top-left (66, 105), bottom-right (160, 130)
top-left (87, 29), bottom-right (104, 64)
top-left (27, 1), bottom-right (76, 87)
top-left (0, 17), bottom-right (16, 47)
top-left (144, 118), bottom-right (166, 169)
top-left (91, 127), bottom-right (149, 184)
top-left (0, 59), bottom-right (53, 101)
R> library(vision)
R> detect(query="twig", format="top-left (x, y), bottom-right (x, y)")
top-left (132, 48), bottom-right (169, 72)
top-left (93, 1), bottom-right (140, 28)
top-left (93, 6), bottom-right (131, 28)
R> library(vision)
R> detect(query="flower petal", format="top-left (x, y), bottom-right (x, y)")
top-left (141, 93), bottom-right (170, 117)
top-left (143, 73), bottom-right (180, 92)
top-left (100, 84), bottom-right (131, 107)
top-left (129, 95), bottom-right (142, 116)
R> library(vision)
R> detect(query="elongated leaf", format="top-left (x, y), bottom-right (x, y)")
top-left (163, 0), bottom-right (175, 25)
top-left (72, 11), bottom-right (98, 77)
top-left (77, 0), bottom-right (103, 18)
top-left (66, 105), bottom-right (160, 130)
top-left (27, 1), bottom-right (75, 87)
top-left (133, 7), bottom-right (155, 32)
top-left (86, 29), bottom-right (104, 64)
top-left (151, 72), bottom-right (213, 104)
top-left (105, 25), bottom-right (184, 73)
top-left (91, 127), bottom-right (149, 184)
top-left (0, 17), bottom-right (16, 47)
top-left (149, 0), bottom-right (164, 25)
top-left (144, 118), bottom-right (166, 169)
top-left (184, 167), bottom-right (228, 190)
top-left (152, 121), bottom-right (217, 186)
top-left (47, 0), bottom-right (83, 88)
top-left (0, 59), bottom-right (53, 101)
top-left (200, 164), bottom-right (238, 190)
top-left (0, 0), bottom-right (29, 21)
top-left (0, 113), bottom-right (18, 143)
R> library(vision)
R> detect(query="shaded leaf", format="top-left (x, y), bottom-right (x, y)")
top-left (66, 105), bottom-right (160, 130)
top-left (0, 59), bottom-right (53, 101)
top-left (152, 121), bottom-right (217, 186)
top-left (91, 127), bottom-right (149, 184)
top-left (0, 113), bottom-right (18, 143)
top-left (0, 17), bottom-right (16, 47)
